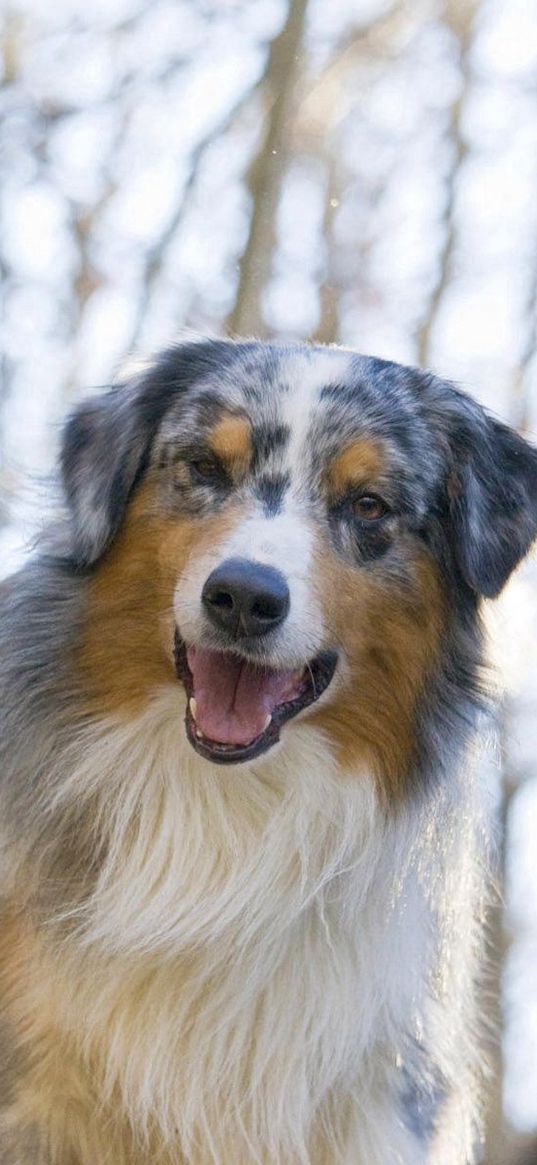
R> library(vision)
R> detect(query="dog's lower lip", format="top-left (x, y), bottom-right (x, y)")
top-left (173, 631), bottom-right (338, 765)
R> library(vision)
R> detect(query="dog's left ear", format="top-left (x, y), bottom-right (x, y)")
top-left (448, 407), bottom-right (537, 598)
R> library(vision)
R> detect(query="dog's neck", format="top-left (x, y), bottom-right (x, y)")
top-left (4, 665), bottom-right (483, 1164)
top-left (27, 686), bottom-right (445, 1156)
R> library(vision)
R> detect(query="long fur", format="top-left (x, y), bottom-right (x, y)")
top-left (1, 677), bottom-right (483, 1164)
top-left (1, 338), bottom-right (536, 1165)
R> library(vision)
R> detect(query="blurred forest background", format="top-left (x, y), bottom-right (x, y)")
top-left (1, 0), bottom-right (537, 1160)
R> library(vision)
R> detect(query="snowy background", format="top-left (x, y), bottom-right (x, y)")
top-left (1, 1), bottom-right (537, 1159)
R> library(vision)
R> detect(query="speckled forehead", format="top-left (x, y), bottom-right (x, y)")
top-left (240, 347), bottom-right (358, 483)
top-left (156, 346), bottom-right (355, 467)
top-left (150, 343), bottom-right (438, 522)
top-left (276, 348), bottom-right (355, 458)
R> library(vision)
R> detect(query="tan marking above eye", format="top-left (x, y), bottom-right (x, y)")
top-left (208, 414), bottom-right (252, 479)
top-left (326, 438), bottom-right (383, 501)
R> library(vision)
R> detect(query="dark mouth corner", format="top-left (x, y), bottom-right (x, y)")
top-left (173, 630), bottom-right (338, 766)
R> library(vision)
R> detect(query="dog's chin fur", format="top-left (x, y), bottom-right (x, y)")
top-left (2, 337), bottom-right (537, 1165)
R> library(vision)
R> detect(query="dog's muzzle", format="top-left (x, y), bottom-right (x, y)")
top-left (173, 555), bottom-right (337, 764)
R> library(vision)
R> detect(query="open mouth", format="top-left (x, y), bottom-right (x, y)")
top-left (174, 631), bottom-right (338, 765)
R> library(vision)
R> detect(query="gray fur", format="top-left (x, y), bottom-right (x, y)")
top-left (1, 338), bottom-right (536, 1164)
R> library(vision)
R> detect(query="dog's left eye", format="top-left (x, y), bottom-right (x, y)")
top-left (353, 494), bottom-right (389, 521)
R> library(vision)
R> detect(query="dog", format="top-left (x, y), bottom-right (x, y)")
top-left (1, 338), bottom-right (536, 1165)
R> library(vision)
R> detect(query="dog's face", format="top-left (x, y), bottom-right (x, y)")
top-left (63, 340), bottom-right (537, 790)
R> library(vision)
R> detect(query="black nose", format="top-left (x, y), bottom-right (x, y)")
top-left (202, 558), bottom-right (290, 639)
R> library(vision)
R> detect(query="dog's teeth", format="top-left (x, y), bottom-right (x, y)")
top-left (189, 697), bottom-right (197, 720)
top-left (196, 729), bottom-right (203, 739)
top-left (263, 713), bottom-right (272, 732)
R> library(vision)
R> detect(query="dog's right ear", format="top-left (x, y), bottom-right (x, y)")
top-left (61, 378), bottom-right (154, 568)
top-left (61, 338), bottom-right (240, 568)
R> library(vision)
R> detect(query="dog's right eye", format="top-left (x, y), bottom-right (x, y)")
top-left (187, 457), bottom-right (227, 486)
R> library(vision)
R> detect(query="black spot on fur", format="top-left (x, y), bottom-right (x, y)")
top-left (354, 523), bottom-right (393, 562)
top-left (255, 473), bottom-right (290, 516)
top-left (319, 383), bottom-right (352, 403)
top-left (251, 423), bottom-right (290, 469)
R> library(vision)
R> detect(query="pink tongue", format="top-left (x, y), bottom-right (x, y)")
top-left (187, 647), bottom-right (304, 746)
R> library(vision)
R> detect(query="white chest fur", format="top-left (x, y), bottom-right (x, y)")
top-left (48, 688), bottom-right (480, 1164)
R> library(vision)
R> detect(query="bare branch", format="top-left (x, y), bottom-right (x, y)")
top-left (226, 0), bottom-right (310, 338)
top-left (125, 86), bottom-right (258, 353)
top-left (416, 0), bottom-right (478, 368)
top-left (311, 159), bottom-right (341, 345)
top-left (510, 237), bottom-right (537, 434)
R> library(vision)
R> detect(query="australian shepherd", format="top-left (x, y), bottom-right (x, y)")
top-left (1, 339), bottom-right (536, 1165)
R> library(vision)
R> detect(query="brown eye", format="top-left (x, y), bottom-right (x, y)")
top-left (189, 458), bottom-right (220, 483)
top-left (353, 494), bottom-right (389, 521)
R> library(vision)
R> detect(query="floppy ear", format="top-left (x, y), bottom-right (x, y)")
top-left (61, 379), bottom-right (154, 568)
top-left (61, 338), bottom-right (241, 567)
top-left (449, 410), bottom-right (537, 598)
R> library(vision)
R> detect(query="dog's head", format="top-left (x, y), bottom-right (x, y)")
top-left (62, 340), bottom-right (537, 789)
